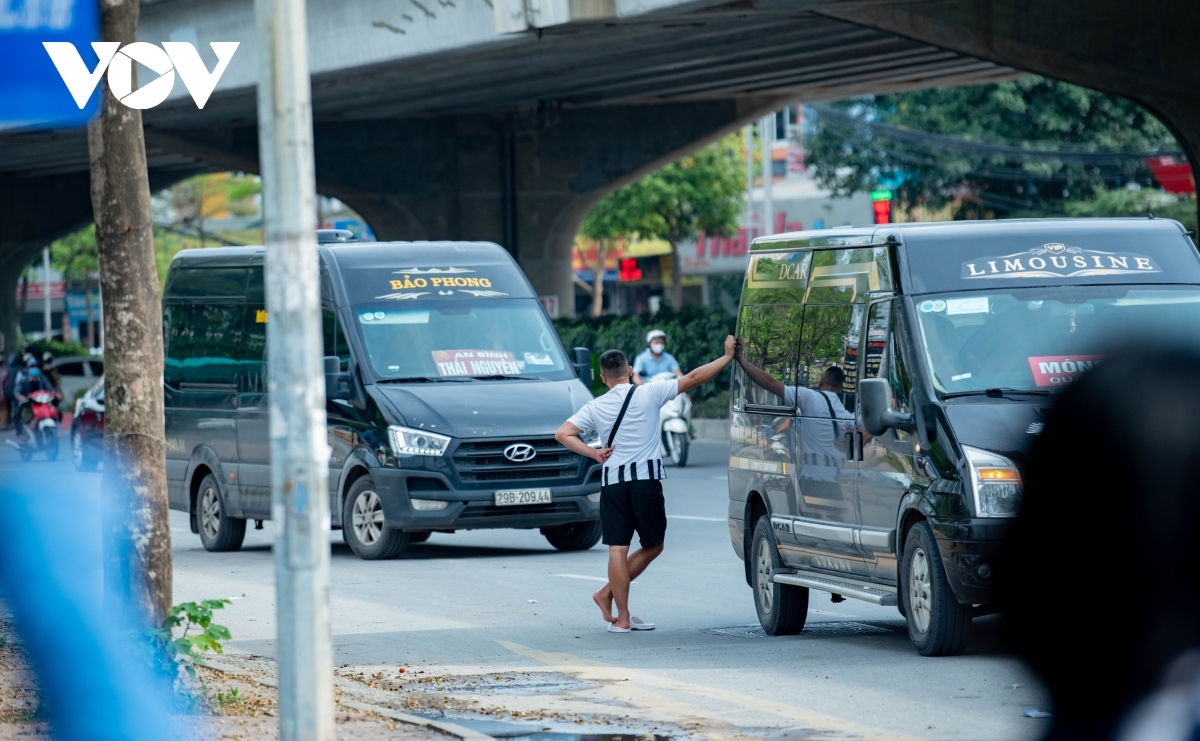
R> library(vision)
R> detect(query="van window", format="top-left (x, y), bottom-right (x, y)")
top-left (164, 303), bottom-right (245, 387)
top-left (734, 303), bottom-right (803, 409)
top-left (322, 307), bottom-right (351, 372)
top-left (797, 303), bottom-right (861, 410)
top-left (915, 285), bottom-right (1200, 394)
top-left (352, 300), bottom-right (571, 380)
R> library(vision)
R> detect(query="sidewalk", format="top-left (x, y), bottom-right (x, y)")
top-left (0, 616), bottom-right (486, 741)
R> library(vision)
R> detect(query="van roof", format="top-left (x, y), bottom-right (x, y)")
top-left (166, 240), bottom-right (537, 305)
top-left (749, 216), bottom-right (1191, 252)
top-left (167, 240), bottom-right (512, 268)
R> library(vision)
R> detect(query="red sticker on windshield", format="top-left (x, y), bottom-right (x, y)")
top-left (1028, 355), bottom-right (1102, 387)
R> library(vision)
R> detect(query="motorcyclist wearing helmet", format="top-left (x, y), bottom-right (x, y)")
top-left (632, 329), bottom-right (682, 385)
top-left (13, 356), bottom-right (59, 445)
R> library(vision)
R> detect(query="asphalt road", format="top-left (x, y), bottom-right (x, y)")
top-left (0, 436), bottom-right (1053, 740)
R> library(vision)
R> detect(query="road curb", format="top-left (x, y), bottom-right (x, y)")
top-left (200, 655), bottom-right (494, 741)
top-left (693, 418), bottom-right (728, 442)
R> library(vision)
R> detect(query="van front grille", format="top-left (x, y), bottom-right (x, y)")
top-left (451, 437), bottom-right (584, 485)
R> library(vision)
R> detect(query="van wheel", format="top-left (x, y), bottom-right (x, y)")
top-left (197, 473), bottom-right (246, 552)
top-left (409, 532), bottom-right (431, 544)
top-left (751, 515), bottom-right (808, 635)
top-left (902, 521), bottom-right (970, 656)
top-left (343, 477), bottom-right (408, 559)
top-left (542, 521), bottom-right (602, 551)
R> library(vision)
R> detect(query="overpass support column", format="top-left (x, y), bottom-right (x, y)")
top-left (313, 98), bottom-right (781, 316)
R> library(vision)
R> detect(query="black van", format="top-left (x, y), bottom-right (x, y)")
top-left (163, 240), bottom-right (603, 559)
top-left (728, 217), bottom-right (1200, 655)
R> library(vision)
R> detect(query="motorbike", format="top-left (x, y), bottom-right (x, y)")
top-left (652, 371), bottom-right (692, 466)
top-left (7, 389), bottom-right (61, 461)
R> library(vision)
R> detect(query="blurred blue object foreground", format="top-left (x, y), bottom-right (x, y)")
top-left (0, 472), bottom-right (177, 741)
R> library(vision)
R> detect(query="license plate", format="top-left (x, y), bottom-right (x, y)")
top-left (494, 488), bottom-right (552, 506)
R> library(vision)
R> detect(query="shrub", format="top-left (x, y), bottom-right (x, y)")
top-left (554, 306), bottom-right (736, 416)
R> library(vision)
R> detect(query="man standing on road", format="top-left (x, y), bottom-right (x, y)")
top-left (556, 336), bottom-right (736, 632)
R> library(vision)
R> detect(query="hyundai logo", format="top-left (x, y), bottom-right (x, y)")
top-left (503, 443), bottom-right (537, 463)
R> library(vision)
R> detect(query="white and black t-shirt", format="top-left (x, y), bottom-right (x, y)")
top-left (567, 378), bottom-right (678, 485)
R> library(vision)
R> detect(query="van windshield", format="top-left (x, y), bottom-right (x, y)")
top-left (351, 300), bottom-right (573, 381)
top-left (914, 285), bottom-right (1200, 395)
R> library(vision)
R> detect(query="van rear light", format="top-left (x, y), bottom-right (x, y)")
top-left (963, 445), bottom-right (1022, 517)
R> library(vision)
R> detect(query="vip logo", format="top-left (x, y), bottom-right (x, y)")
top-left (43, 41), bottom-right (239, 111)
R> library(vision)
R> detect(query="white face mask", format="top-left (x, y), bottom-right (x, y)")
top-left (650, 342), bottom-right (665, 354)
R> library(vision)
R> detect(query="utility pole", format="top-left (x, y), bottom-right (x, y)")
top-left (253, 0), bottom-right (334, 739)
top-left (761, 113), bottom-right (774, 237)
top-left (42, 248), bottom-right (51, 339)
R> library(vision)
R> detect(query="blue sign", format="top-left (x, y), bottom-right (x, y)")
top-left (0, 1), bottom-right (100, 130)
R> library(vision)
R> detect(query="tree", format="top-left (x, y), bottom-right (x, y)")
top-left (169, 172), bottom-right (262, 247)
top-left (580, 134), bottom-right (746, 310)
top-left (88, 0), bottom-right (172, 628)
top-left (803, 77), bottom-right (1184, 219)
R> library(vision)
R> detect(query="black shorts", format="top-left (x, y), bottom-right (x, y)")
top-left (599, 478), bottom-right (666, 548)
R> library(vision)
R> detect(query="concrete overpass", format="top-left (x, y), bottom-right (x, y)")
top-left (2, 0), bottom-right (1198, 340)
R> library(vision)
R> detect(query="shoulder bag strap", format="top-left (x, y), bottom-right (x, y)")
top-left (607, 385), bottom-right (637, 448)
top-left (819, 390), bottom-right (839, 439)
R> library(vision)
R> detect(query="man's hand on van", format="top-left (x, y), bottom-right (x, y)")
top-left (555, 420), bottom-right (612, 463)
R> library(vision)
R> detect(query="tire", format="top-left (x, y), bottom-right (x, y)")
top-left (342, 477), bottom-right (409, 559)
top-left (196, 473), bottom-right (246, 552)
top-left (750, 515), bottom-right (808, 635)
top-left (40, 426), bottom-right (59, 462)
top-left (408, 531), bottom-right (432, 544)
top-left (902, 521), bottom-right (971, 656)
top-left (72, 430), bottom-right (99, 471)
top-left (542, 520), bottom-right (602, 551)
top-left (663, 430), bottom-right (689, 467)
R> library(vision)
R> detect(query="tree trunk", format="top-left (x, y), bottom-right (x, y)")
top-left (88, 0), bottom-right (172, 628)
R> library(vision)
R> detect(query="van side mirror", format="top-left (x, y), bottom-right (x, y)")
top-left (859, 377), bottom-right (916, 436)
top-left (573, 347), bottom-right (593, 383)
top-left (324, 355), bottom-right (352, 400)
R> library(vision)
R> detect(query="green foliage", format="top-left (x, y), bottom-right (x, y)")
top-left (214, 686), bottom-right (242, 708)
top-left (1035, 188), bottom-right (1197, 233)
top-left (554, 305), bottom-right (737, 415)
top-left (804, 77), bottom-right (1183, 218)
top-left (581, 133), bottom-right (746, 246)
top-left (147, 598), bottom-right (233, 695)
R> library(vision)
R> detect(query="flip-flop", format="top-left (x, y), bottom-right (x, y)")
top-left (630, 617), bottom-right (655, 631)
top-left (607, 623), bottom-right (632, 633)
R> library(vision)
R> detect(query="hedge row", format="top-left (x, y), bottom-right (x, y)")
top-left (553, 305), bottom-right (737, 417)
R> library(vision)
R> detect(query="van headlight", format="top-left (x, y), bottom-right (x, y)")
top-left (388, 426), bottom-right (451, 457)
top-left (579, 429), bottom-right (603, 449)
top-left (963, 445), bottom-right (1022, 517)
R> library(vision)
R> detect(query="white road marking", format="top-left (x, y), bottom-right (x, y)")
top-left (668, 514), bottom-right (724, 522)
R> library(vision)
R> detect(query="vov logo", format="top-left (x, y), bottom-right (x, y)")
top-left (43, 41), bottom-right (240, 111)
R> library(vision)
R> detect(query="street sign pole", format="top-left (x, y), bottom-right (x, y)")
top-left (253, 0), bottom-right (334, 739)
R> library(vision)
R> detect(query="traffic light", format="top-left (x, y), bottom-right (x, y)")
top-left (619, 258), bottom-right (642, 282)
top-left (871, 189), bottom-right (892, 224)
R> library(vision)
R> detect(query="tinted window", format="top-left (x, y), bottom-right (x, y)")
top-left (164, 303), bottom-right (245, 387)
top-left (733, 303), bottom-right (802, 409)
top-left (57, 361), bottom-right (84, 375)
top-left (165, 267), bottom-right (248, 299)
top-left (322, 307), bottom-right (351, 372)
top-left (798, 303), bottom-right (861, 412)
